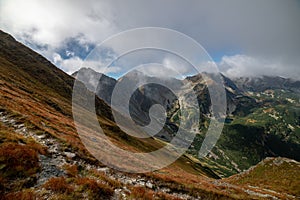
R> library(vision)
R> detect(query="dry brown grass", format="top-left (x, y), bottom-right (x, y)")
top-left (43, 177), bottom-right (73, 194)
top-left (63, 164), bottom-right (78, 178)
top-left (2, 189), bottom-right (36, 200)
top-left (89, 168), bottom-right (123, 188)
top-left (0, 142), bottom-right (40, 179)
top-left (0, 122), bottom-right (47, 156)
top-left (143, 167), bottom-right (248, 199)
top-left (129, 186), bottom-right (188, 200)
top-left (75, 177), bottom-right (114, 199)
top-left (130, 186), bottom-right (155, 200)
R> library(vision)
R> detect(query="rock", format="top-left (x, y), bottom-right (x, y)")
top-left (97, 167), bottom-right (110, 173)
top-left (161, 187), bottom-right (171, 193)
top-left (124, 179), bottom-right (133, 185)
top-left (145, 181), bottom-right (153, 189)
top-left (64, 152), bottom-right (76, 159)
top-left (37, 134), bottom-right (46, 139)
top-left (137, 179), bottom-right (145, 186)
top-left (37, 155), bottom-right (65, 185)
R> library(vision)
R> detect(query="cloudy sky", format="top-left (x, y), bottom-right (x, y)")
top-left (0, 0), bottom-right (299, 79)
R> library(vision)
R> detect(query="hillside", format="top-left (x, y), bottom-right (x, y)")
top-left (225, 157), bottom-right (300, 199)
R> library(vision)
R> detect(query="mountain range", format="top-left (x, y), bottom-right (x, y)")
top-left (0, 29), bottom-right (299, 199)
top-left (73, 67), bottom-right (300, 176)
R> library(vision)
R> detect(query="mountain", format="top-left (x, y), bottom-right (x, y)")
top-left (169, 73), bottom-right (299, 176)
top-left (72, 68), bottom-right (117, 104)
top-left (189, 74), bottom-right (300, 176)
top-left (184, 73), bottom-right (256, 116)
top-left (1, 29), bottom-right (299, 199)
top-left (73, 69), bottom-right (256, 139)
top-left (233, 76), bottom-right (300, 93)
top-left (75, 67), bottom-right (300, 178)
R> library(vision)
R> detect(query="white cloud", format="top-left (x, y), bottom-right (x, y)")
top-left (53, 54), bottom-right (83, 74)
top-left (219, 55), bottom-right (300, 80)
top-left (53, 53), bottom-right (121, 75)
top-left (163, 57), bottom-right (191, 75)
top-left (53, 53), bottom-right (62, 64)
top-left (0, 0), bottom-right (299, 79)
top-left (0, 0), bottom-right (118, 47)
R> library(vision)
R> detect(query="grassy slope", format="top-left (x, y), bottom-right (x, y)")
top-left (226, 157), bottom-right (300, 198)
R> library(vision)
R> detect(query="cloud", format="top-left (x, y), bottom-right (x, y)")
top-left (135, 57), bottom-right (193, 79)
top-left (52, 53), bottom-right (82, 74)
top-left (0, 0), bottom-right (299, 79)
top-left (0, 0), bottom-right (117, 46)
top-left (219, 55), bottom-right (300, 80)
top-left (53, 53), bottom-right (121, 75)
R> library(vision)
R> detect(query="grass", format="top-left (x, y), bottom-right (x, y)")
top-left (88, 168), bottom-right (123, 188)
top-left (62, 164), bottom-right (78, 178)
top-left (226, 157), bottom-right (300, 197)
top-left (43, 177), bottom-right (73, 194)
top-left (0, 142), bottom-right (40, 193)
top-left (42, 176), bottom-right (114, 199)
top-left (75, 177), bottom-right (114, 199)
top-left (1, 189), bottom-right (36, 200)
top-left (0, 121), bottom-right (47, 194)
top-left (0, 142), bottom-right (40, 179)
